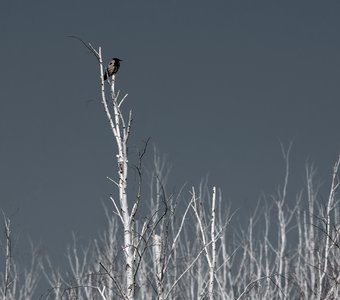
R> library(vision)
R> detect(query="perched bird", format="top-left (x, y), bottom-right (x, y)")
top-left (103, 58), bottom-right (122, 80)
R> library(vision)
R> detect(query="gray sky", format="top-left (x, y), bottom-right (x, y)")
top-left (1, 0), bottom-right (340, 263)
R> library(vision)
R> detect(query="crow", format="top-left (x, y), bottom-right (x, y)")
top-left (103, 58), bottom-right (122, 80)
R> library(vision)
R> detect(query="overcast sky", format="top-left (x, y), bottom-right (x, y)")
top-left (1, 0), bottom-right (340, 264)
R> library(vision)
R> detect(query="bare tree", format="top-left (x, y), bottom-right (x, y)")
top-left (0, 213), bottom-right (41, 300)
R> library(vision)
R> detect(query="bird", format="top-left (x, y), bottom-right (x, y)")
top-left (103, 58), bottom-right (122, 80)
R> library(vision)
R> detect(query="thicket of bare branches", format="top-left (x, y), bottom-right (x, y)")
top-left (1, 43), bottom-right (339, 299)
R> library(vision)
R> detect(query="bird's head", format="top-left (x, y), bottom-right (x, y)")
top-left (112, 58), bottom-right (122, 62)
